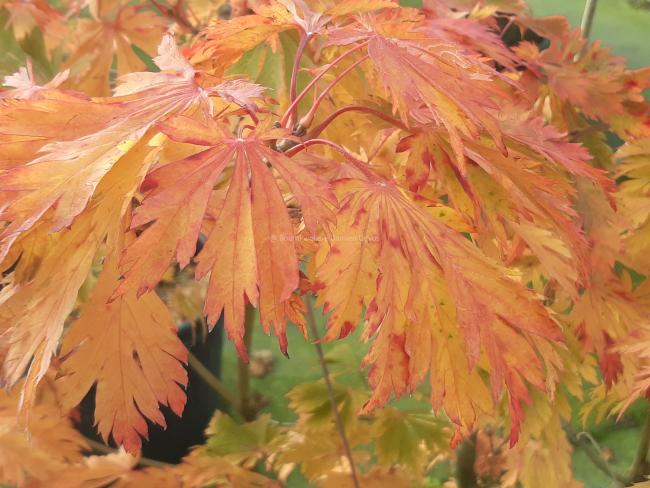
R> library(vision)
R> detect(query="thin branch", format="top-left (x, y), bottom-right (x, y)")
top-left (580, 0), bottom-right (598, 41)
top-left (565, 425), bottom-right (627, 484)
top-left (280, 42), bottom-right (369, 128)
top-left (187, 351), bottom-right (239, 408)
top-left (289, 33), bottom-right (312, 127)
top-left (304, 295), bottom-right (360, 488)
top-left (148, 0), bottom-right (199, 34)
top-left (284, 138), bottom-right (378, 181)
top-left (627, 402), bottom-right (650, 483)
top-left (298, 55), bottom-right (370, 130)
top-left (306, 105), bottom-right (409, 139)
top-left (237, 306), bottom-right (256, 420)
top-left (83, 437), bottom-right (169, 469)
top-left (284, 138), bottom-right (356, 159)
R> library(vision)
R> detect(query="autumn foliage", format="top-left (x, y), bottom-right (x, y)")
top-left (1, 0), bottom-right (650, 486)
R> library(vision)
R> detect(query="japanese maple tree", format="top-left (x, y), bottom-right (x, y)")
top-left (1, 0), bottom-right (650, 486)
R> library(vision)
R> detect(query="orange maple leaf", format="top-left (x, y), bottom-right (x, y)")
top-left (116, 115), bottom-right (335, 358)
top-left (315, 173), bottom-right (563, 443)
top-left (58, 235), bottom-right (188, 453)
top-left (327, 8), bottom-right (513, 162)
top-left (0, 138), bottom-right (159, 414)
top-left (0, 35), bottom-right (211, 262)
top-left (64, 3), bottom-right (168, 96)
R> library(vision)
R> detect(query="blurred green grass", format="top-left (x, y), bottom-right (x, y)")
top-left (527, 0), bottom-right (650, 68)
top-left (400, 0), bottom-right (650, 68)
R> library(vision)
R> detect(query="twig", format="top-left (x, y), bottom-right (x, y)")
top-left (298, 55), bottom-right (370, 130)
top-left (280, 41), bottom-right (369, 127)
top-left (149, 0), bottom-right (198, 34)
top-left (565, 425), bottom-right (627, 484)
top-left (187, 351), bottom-right (239, 408)
top-left (304, 295), bottom-right (360, 488)
top-left (83, 437), bottom-right (169, 469)
top-left (306, 105), bottom-right (409, 139)
top-left (237, 306), bottom-right (256, 420)
top-left (289, 33), bottom-right (312, 127)
top-left (580, 0), bottom-right (598, 41)
top-left (284, 138), bottom-right (357, 159)
top-left (627, 402), bottom-right (650, 483)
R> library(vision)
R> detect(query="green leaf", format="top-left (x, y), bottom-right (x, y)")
top-left (228, 31), bottom-right (309, 109)
top-left (19, 27), bottom-right (57, 80)
top-left (0, 9), bottom-right (27, 78)
top-left (287, 380), bottom-right (357, 429)
top-left (131, 44), bottom-right (159, 73)
top-left (205, 412), bottom-right (279, 465)
top-left (372, 407), bottom-right (449, 471)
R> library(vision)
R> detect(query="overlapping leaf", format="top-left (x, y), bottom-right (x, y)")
top-left (58, 231), bottom-right (188, 453)
top-left (193, 0), bottom-right (396, 74)
top-left (63, 1), bottom-right (168, 95)
top-left (117, 116), bottom-right (335, 358)
top-left (327, 8), bottom-right (514, 161)
top-left (0, 35), bottom-right (211, 263)
top-left (315, 174), bottom-right (563, 443)
top-left (0, 136), bottom-right (159, 416)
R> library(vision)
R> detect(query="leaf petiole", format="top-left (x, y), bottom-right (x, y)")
top-left (288, 32), bottom-right (313, 127)
top-left (280, 41), bottom-right (369, 128)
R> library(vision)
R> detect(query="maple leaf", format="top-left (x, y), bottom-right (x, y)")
top-left (321, 469), bottom-right (412, 488)
top-left (0, 137), bottom-right (159, 414)
top-left (1, 64), bottom-right (69, 99)
top-left (618, 325), bottom-right (650, 416)
top-left (135, 448), bottom-right (281, 487)
top-left (569, 274), bottom-right (642, 352)
top-left (0, 32), bottom-right (259, 409)
top-left (1, 0), bottom-right (648, 483)
top-left (46, 450), bottom-right (138, 488)
top-left (192, 0), bottom-right (396, 73)
top-left (0, 384), bottom-right (87, 486)
top-left (315, 175), bottom-right (563, 443)
top-left (422, 4), bottom-right (519, 70)
top-left (616, 137), bottom-right (650, 272)
top-left (0, 0), bottom-right (67, 50)
top-left (516, 28), bottom-right (650, 135)
top-left (497, 109), bottom-right (614, 197)
top-left (372, 407), bottom-right (449, 473)
top-left (58, 231), bottom-right (188, 453)
top-left (204, 412), bottom-right (280, 468)
top-left (116, 115), bottom-right (335, 358)
top-left (63, 3), bottom-right (168, 96)
top-left (0, 34), bottom-right (210, 262)
top-left (503, 395), bottom-right (581, 488)
top-left (327, 8), bottom-right (514, 161)
top-left (0, 90), bottom-right (115, 170)
top-left (397, 115), bottom-right (609, 294)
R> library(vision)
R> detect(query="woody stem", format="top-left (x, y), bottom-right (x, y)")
top-left (237, 306), bottom-right (256, 420)
top-left (627, 402), bottom-right (650, 483)
top-left (284, 138), bottom-right (354, 158)
top-left (580, 0), bottom-right (598, 40)
top-left (304, 295), bottom-right (360, 488)
top-left (187, 351), bottom-right (240, 410)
